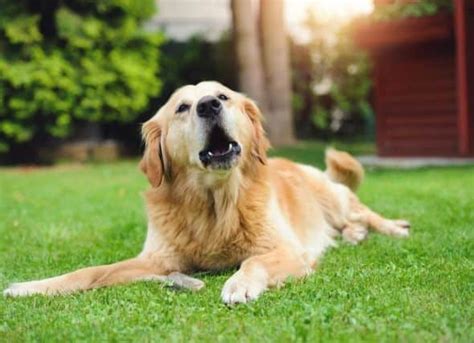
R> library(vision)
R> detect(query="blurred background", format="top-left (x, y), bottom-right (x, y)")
top-left (0, 0), bottom-right (471, 165)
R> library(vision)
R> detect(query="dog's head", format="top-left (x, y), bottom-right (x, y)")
top-left (140, 81), bottom-right (269, 187)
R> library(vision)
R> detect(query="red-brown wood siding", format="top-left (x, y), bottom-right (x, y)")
top-left (374, 41), bottom-right (459, 156)
top-left (355, 11), bottom-right (474, 157)
top-left (455, 0), bottom-right (470, 155)
top-left (357, 14), bottom-right (453, 49)
top-left (466, 2), bottom-right (474, 154)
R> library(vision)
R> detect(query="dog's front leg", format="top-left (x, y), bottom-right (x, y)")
top-left (3, 256), bottom-right (197, 297)
top-left (221, 247), bottom-right (311, 304)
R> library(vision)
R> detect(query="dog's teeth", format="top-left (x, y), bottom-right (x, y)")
top-left (208, 151), bottom-right (214, 157)
top-left (228, 143), bottom-right (233, 151)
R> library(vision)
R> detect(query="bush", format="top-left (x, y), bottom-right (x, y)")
top-left (372, 0), bottom-right (453, 21)
top-left (0, 0), bottom-right (163, 153)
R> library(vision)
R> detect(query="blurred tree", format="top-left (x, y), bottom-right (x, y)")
top-left (230, 0), bottom-right (268, 117)
top-left (260, 0), bottom-right (295, 145)
top-left (0, 0), bottom-right (163, 155)
top-left (231, 0), bottom-right (294, 146)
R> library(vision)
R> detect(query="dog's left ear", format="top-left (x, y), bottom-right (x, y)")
top-left (244, 99), bottom-right (270, 164)
top-left (140, 120), bottom-right (170, 187)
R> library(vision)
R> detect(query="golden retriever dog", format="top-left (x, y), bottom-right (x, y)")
top-left (4, 81), bottom-right (410, 304)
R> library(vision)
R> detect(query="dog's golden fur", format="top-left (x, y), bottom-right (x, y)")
top-left (4, 82), bottom-right (409, 303)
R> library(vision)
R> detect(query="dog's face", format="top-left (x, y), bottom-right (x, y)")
top-left (140, 81), bottom-right (269, 187)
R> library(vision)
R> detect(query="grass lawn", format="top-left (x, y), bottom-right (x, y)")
top-left (1, 141), bottom-right (473, 342)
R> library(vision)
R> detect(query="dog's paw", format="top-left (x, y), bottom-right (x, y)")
top-left (166, 272), bottom-right (205, 291)
top-left (382, 219), bottom-right (410, 237)
top-left (221, 270), bottom-right (267, 305)
top-left (342, 224), bottom-right (368, 245)
top-left (3, 281), bottom-right (43, 297)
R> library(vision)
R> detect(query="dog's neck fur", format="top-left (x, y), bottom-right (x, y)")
top-left (144, 160), bottom-right (270, 269)
top-left (147, 162), bottom-right (266, 240)
top-left (166, 157), bottom-right (263, 207)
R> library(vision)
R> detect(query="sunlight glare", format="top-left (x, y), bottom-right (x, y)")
top-left (312, 0), bottom-right (374, 24)
top-left (286, 0), bottom-right (374, 42)
top-left (286, 0), bottom-right (374, 26)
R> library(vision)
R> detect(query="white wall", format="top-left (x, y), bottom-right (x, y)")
top-left (149, 0), bottom-right (232, 41)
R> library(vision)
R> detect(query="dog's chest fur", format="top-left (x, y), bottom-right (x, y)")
top-left (144, 182), bottom-right (271, 271)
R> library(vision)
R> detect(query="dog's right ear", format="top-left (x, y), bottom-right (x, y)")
top-left (140, 120), bottom-right (169, 187)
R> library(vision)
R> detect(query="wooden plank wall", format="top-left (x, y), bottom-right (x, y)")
top-left (467, 2), bottom-right (474, 154)
top-left (355, 5), bottom-right (474, 156)
top-left (375, 41), bottom-right (459, 156)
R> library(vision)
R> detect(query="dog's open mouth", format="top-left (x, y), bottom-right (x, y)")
top-left (199, 125), bottom-right (241, 169)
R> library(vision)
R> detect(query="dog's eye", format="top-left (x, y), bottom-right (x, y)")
top-left (218, 94), bottom-right (229, 101)
top-left (176, 103), bottom-right (190, 113)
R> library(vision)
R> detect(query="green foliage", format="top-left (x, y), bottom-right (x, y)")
top-left (372, 0), bottom-right (453, 21)
top-left (291, 14), bottom-right (373, 138)
top-left (0, 0), bottom-right (163, 152)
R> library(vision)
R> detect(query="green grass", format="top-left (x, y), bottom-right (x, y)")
top-left (1, 141), bottom-right (473, 342)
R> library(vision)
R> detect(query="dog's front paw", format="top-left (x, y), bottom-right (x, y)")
top-left (3, 281), bottom-right (43, 297)
top-left (221, 270), bottom-right (267, 305)
top-left (342, 223), bottom-right (368, 245)
top-left (166, 272), bottom-right (205, 291)
top-left (383, 219), bottom-right (410, 237)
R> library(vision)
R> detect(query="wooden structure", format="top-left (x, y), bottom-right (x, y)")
top-left (355, 0), bottom-right (474, 157)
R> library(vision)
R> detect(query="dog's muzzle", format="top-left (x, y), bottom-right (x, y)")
top-left (198, 124), bottom-right (241, 170)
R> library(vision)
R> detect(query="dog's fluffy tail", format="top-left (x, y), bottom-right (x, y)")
top-left (325, 148), bottom-right (364, 192)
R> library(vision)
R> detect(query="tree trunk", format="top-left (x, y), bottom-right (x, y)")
top-left (260, 0), bottom-right (295, 145)
top-left (231, 0), bottom-right (268, 115)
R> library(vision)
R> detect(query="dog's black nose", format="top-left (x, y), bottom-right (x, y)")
top-left (197, 96), bottom-right (222, 118)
